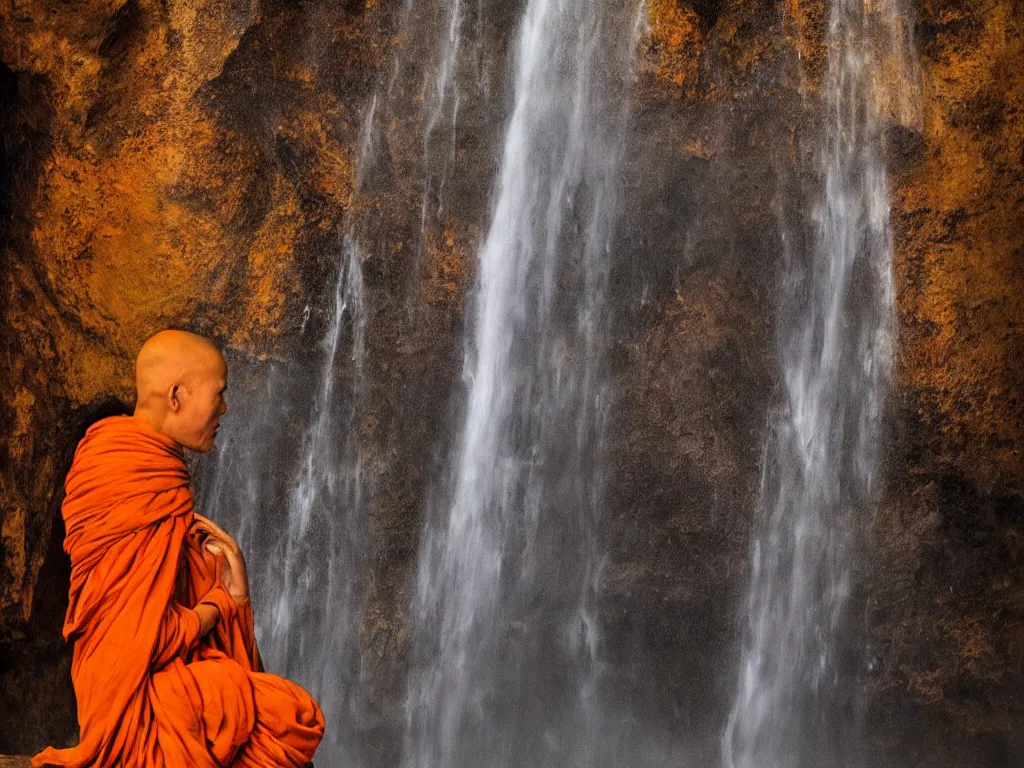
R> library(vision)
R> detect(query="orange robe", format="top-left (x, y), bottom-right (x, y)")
top-left (32, 415), bottom-right (324, 768)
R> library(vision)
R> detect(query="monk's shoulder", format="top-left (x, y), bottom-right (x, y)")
top-left (65, 415), bottom-right (189, 497)
top-left (76, 415), bottom-right (181, 457)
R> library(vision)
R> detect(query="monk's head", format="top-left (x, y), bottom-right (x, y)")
top-left (132, 330), bottom-right (228, 452)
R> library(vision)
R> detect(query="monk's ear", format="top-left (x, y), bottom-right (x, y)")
top-left (169, 384), bottom-right (181, 412)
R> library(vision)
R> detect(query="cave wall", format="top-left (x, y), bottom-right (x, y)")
top-left (871, 0), bottom-right (1024, 762)
top-left (0, 0), bottom-right (390, 748)
top-left (0, 0), bottom-right (379, 629)
top-left (0, 0), bottom-right (1021, 762)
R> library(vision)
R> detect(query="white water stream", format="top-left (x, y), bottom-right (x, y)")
top-left (401, 1), bottom-right (641, 766)
top-left (722, 1), bottom-right (916, 765)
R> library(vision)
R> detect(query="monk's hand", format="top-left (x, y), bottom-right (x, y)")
top-left (191, 513), bottom-right (250, 604)
top-left (195, 603), bottom-right (220, 636)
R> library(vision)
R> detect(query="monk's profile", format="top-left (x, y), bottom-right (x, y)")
top-left (33, 329), bottom-right (324, 768)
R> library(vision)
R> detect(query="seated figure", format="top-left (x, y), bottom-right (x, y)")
top-left (33, 329), bottom-right (324, 768)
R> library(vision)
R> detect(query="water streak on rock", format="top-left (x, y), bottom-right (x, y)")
top-left (401, 1), bottom-right (641, 766)
top-left (722, 2), bottom-right (917, 765)
top-left (197, 101), bottom-right (374, 767)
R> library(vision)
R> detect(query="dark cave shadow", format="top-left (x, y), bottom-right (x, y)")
top-left (0, 396), bottom-right (131, 754)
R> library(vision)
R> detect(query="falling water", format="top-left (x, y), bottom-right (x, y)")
top-left (266, 234), bottom-right (366, 708)
top-left (192, 2), bottom-right (535, 763)
top-left (197, 114), bottom-right (373, 767)
top-left (411, 0), bottom-right (465, 310)
top-left (195, 4), bottom-right (491, 764)
top-left (722, 1), bottom-right (915, 766)
top-left (402, 1), bottom-right (641, 766)
top-left (197, 235), bottom-right (367, 764)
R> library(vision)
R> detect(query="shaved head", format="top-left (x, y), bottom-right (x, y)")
top-left (133, 330), bottom-right (228, 452)
top-left (136, 330), bottom-right (220, 401)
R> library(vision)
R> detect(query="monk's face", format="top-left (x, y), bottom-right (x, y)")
top-left (167, 350), bottom-right (228, 452)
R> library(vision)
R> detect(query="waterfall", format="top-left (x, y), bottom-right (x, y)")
top-left (194, 3), bottom-right (490, 763)
top-left (722, 1), bottom-right (915, 765)
top-left (401, 1), bottom-right (641, 766)
top-left (196, 94), bottom-right (377, 766)
top-left (266, 232), bottom-right (366, 732)
top-left (197, 237), bottom-right (368, 765)
top-left (411, 0), bottom-right (465, 311)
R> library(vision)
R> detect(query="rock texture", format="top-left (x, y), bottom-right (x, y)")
top-left (871, 0), bottom-right (1024, 762)
top-left (0, 0), bottom-right (1021, 763)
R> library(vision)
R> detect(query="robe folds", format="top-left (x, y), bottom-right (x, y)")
top-left (32, 415), bottom-right (324, 768)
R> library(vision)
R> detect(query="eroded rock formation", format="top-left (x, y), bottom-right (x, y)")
top-left (873, 1), bottom-right (1024, 761)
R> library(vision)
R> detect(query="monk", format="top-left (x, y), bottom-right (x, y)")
top-left (32, 330), bottom-right (324, 768)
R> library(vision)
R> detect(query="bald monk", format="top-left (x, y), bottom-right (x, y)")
top-left (33, 330), bottom-right (324, 768)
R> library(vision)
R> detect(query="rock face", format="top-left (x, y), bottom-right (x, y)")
top-left (0, 0), bottom-right (386, 749)
top-left (871, 1), bottom-right (1024, 762)
top-left (0, 0), bottom-right (1020, 763)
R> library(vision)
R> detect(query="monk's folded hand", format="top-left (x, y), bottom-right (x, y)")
top-left (191, 512), bottom-right (250, 604)
top-left (194, 602), bottom-right (220, 636)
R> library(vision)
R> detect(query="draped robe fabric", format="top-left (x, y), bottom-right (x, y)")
top-left (32, 416), bottom-right (324, 768)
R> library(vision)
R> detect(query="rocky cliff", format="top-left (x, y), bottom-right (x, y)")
top-left (0, 0), bottom-right (1020, 763)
